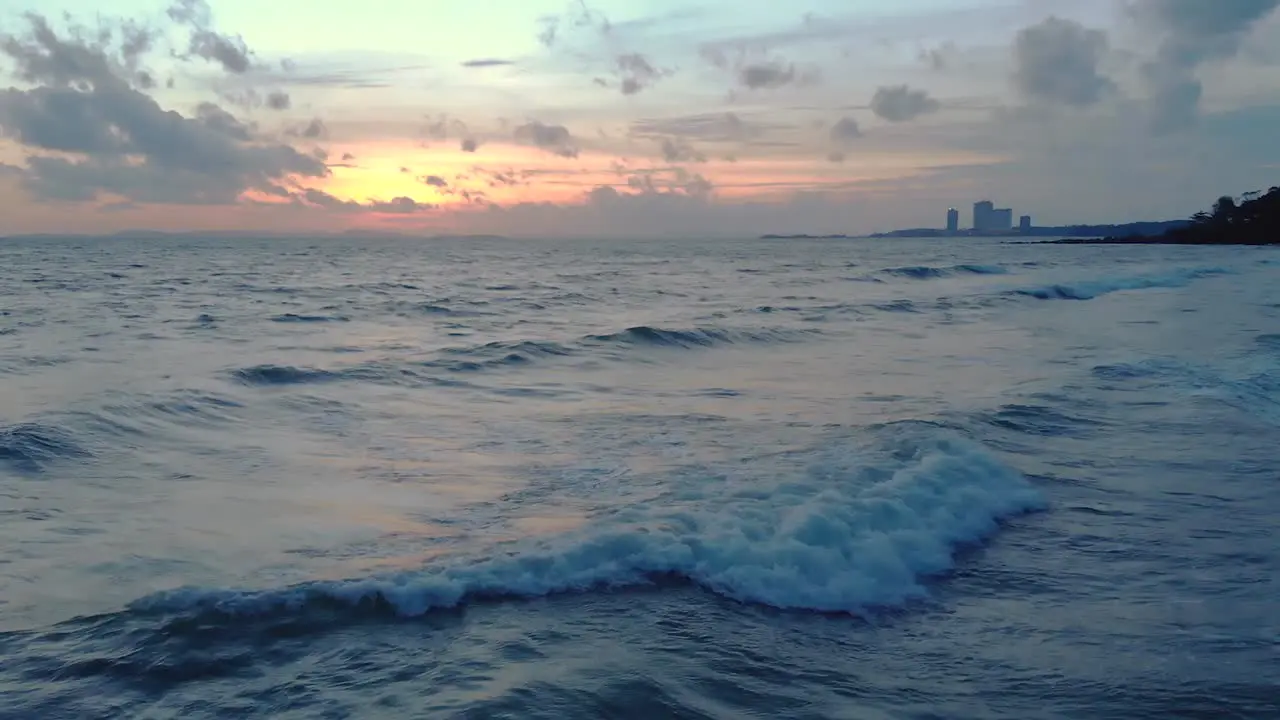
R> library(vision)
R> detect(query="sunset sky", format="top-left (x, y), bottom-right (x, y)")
top-left (2, 0), bottom-right (1279, 238)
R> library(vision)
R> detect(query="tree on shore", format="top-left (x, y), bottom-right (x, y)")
top-left (1172, 186), bottom-right (1279, 244)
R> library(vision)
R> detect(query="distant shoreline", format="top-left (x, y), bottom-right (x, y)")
top-left (761, 220), bottom-right (1194, 241)
top-left (1046, 236), bottom-right (1279, 246)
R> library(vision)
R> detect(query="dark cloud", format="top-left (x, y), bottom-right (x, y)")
top-left (461, 58), bottom-right (515, 68)
top-left (1132, 0), bottom-right (1280, 131)
top-left (341, 153), bottom-right (355, 161)
top-left (829, 117), bottom-right (862, 144)
top-left (0, 13), bottom-right (157, 90)
top-left (630, 112), bottom-right (779, 143)
top-left (422, 175), bottom-right (448, 187)
top-left (186, 30), bottom-right (251, 74)
top-left (660, 138), bottom-right (707, 163)
top-left (287, 118), bottom-right (327, 139)
top-left (421, 113), bottom-right (470, 142)
top-left (399, 166), bottom-right (411, 173)
top-left (370, 197), bottom-right (429, 213)
top-left (1012, 17), bottom-right (1116, 108)
top-left (513, 120), bottom-right (578, 158)
top-left (700, 45), bottom-right (819, 92)
top-left (461, 137), bottom-right (479, 152)
top-left (167, 0), bottom-right (253, 74)
top-left (618, 168), bottom-right (713, 200)
top-left (615, 53), bottom-right (668, 95)
top-left (0, 14), bottom-right (328, 205)
top-left (299, 188), bottom-right (433, 214)
top-left (470, 166), bottom-right (525, 188)
top-left (193, 101), bottom-right (254, 140)
top-left (870, 85), bottom-right (941, 123)
top-left (265, 90), bottom-right (291, 110)
top-left (738, 62), bottom-right (795, 90)
top-left (919, 45), bottom-right (951, 71)
top-left (263, 67), bottom-right (397, 89)
top-left (535, 1), bottom-right (612, 49)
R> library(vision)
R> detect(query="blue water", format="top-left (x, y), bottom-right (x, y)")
top-left (1, 235), bottom-right (1278, 719)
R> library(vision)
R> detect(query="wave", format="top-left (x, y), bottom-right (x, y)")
top-left (229, 324), bottom-right (818, 384)
top-left (584, 325), bottom-right (810, 349)
top-left (882, 264), bottom-right (1007, 280)
top-left (270, 313), bottom-right (349, 323)
top-left (1011, 267), bottom-right (1230, 301)
top-left (128, 431), bottom-right (1045, 620)
top-left (1091, 357), bottom-right (1280, 425)
top-left (231, 364), bottom-right (353, 386)
top-left (980, 403), bottom-right (1109, 438)
top-left (0, 422), bottom-right (93, 473)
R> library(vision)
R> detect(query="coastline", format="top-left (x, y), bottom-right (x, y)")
top-left (1047, 236), bottom-right (1280, 245)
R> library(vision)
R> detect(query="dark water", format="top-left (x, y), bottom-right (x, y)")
top-left (1, 235), bottom-right (1277, 719)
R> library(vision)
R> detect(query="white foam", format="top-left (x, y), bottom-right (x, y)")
top-left (131, 433), bottom-right (1046, 617)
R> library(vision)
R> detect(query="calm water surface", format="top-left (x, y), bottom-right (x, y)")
top-left (1, 235), bottom-right (1277, 719)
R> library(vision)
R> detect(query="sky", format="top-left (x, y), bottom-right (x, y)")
top-left (1, 0), bottom-right (1279, 238)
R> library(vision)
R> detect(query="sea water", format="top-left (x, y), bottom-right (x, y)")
top-left (1, 235), bottom-right (1277, 719)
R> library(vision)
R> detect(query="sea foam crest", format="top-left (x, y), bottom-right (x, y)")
top-left (130, 434), bottom-right (1046, 618)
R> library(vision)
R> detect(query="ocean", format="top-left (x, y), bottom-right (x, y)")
top-left (1, 234), bottom-right (1277, 719)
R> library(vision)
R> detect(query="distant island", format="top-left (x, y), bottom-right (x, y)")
top-left (1051, 185), bottom-right (1280, 245)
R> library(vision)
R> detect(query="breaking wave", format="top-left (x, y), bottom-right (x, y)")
top-left (129, 430), bottom-right (1046, 621)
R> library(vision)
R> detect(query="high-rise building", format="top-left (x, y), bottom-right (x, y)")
top-left (973, 201), bottom-right (994, 231)
top-left (1019, 215), bottom-right (1032, 233)
top-left (992, 208), bottom-right (1013, 231)
top-left (946, 208), bottom-right (959, 234)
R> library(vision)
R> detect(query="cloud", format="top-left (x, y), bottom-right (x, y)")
top-left (615, 53), bottom-right (668, 95)
top-left (1132, 0), bottom-right (1280, 131)
top-left (821, 117), bottom-right (863, 164)
top-left (870, 85), bottom-right (941, 122)
top-left (186, 30), bottom-right (251, 74)
top-left (829, 117), bottom-right (862, 144)
top-left (370, 197), bottom-right (430, 213)
top-left (265, 91), bottom-right (291, 110)
top-left (461, 58), bottom-right (514, 68)
top-left (422, 175), bottom-right (448, 187)
top-left (421, 113), bottom-right (471, 142)
top-left (300, 188), bottom-right (433, 214)
top-left (461, 138), bottom-right (479, 152)
top-left (287, 118), bottom-right (327, 139)
top-left (466, 181), bottom-right (912, 240)
top-left (660, 137), bottom-right (706, 163)
top-left (470, 166), bottom-right (525, 188)
top-left (167, 0), bottom-right (253, 74)
top-left (1012, 17), bottom-right (1116, 108)
top-left (0, 13), bottom-right (328, 205)
top-left (739, 62), bottom-right (795, 90)
top-left (513, 120), bottom-right (578, 157)
top-left (630, 112), bottom-right (775, 143)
